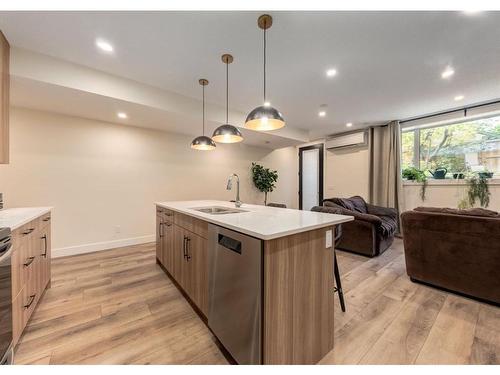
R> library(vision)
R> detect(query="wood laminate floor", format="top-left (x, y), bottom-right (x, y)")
top-left (14, 240), bottom-right (499, 365)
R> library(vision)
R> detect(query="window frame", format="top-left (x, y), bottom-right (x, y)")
top-left (401, 114), bottom-right (500, 178)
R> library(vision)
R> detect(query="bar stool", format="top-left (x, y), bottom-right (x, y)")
top-left (333, 225), bottom-right (346, 312)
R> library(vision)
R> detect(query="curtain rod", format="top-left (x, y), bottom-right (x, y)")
top-left (399, 98), bottom-right (500, 124)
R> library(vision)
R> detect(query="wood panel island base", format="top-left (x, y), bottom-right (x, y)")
top-left (155, 200), bottom-right (353, 365)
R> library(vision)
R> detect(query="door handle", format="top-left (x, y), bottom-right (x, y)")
top-left (23, 256), bottom-right (35, 267)
top-left (41, 235), bottom-right (48, 257)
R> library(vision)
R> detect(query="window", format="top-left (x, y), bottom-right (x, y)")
top-left (401, 114), bottom-right (500, 177)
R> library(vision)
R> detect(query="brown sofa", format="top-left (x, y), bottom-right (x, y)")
top-left (314, 196), bottom-right (398, 257)
top-left (401, 207), bottom-right (500, 305)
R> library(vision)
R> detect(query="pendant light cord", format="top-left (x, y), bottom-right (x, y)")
top-left (226, 60), bottom-right (229, 124)
top-left (263, 25), bottom-right (267, 103)
top-left (202, 84), bottom-right (205, 136)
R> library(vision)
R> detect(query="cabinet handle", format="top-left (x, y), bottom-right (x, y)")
top-left (165, 222), bottom-right (172, 227)
top-left (24, 294), bottom-right (36, 309)
top-left (183, 236), bottom-right (187, 259)
top-left (186, 237), bottom-right (191, 261)
top-left (43, 216), bottom-right (51, 222)
top-left (22, 228), bottom-right (35, 236)
top-left (41, 235), bottom-right (48, 257)
top-left (23, 256), bottom-right (35, 267)
top-left (159, 222), bottom-right (164, 238)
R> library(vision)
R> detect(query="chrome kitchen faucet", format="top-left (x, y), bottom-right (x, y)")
top-left (227, 174), bottom-right (242, 208)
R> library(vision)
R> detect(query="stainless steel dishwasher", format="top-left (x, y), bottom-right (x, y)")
top-left (207, 224), bottom-right (263, 365)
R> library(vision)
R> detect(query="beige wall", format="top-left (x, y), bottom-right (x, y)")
top-left (0, 108), bottom-right (297, 254)
top-left (325, 145), bottom-right (370, 200)
top-left (403, 180), bottom-right (500, 212)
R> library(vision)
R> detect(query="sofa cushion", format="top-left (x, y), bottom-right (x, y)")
top-left (414, 206), bottom-right (499, 218)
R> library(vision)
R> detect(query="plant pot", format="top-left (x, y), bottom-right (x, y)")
top-left (453, 173), bottom-right (465, 179)
top-left (478, 172), bottom-right (494, 179)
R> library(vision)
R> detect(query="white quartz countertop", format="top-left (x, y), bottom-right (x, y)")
top-left (155, 200), bottom-right (353, 240)
top-left (0, 207), bottom-right (52, 231)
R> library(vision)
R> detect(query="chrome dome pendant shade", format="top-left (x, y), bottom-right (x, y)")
top-left (191, 79), bottom-right (216, 151)
top-left (245, 14), bottom-right (285, 131)
top-left (212, 54), bottom-right (243, 143)
top-left (245, 104), bottom-right (285, 131)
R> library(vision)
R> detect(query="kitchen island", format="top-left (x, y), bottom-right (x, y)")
top-left (154, 200), bottom-right (353, 365)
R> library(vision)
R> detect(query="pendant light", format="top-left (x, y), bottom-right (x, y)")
top-left (245, 14), bottom-right (285, 131)
top-left (212, 54), bottom-right (243, 143)
top-left (191, 79), bottom-right (216, 151)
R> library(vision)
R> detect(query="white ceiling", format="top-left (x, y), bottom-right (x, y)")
top-left (1, 11), bottom-right (500, 138)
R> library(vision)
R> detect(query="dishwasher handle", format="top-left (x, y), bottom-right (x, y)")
top-left (218, 234), bottom-right (242, 254)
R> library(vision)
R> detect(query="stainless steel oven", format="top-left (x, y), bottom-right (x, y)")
top-left (0, 227), bottom-right (13, 365)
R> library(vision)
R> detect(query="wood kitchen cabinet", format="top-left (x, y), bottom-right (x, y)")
top-left (156, 208), bottom-right (208, 316)
top-left (155, 209), bottom-right (163, 265)
top-left (180, 228), bottom-right (208, 315)
top-left (38, 217), bottom-right (52, 292)
top-left (156, 207), bottom-right (174, 273)
top-left (0, 30), bottom-right (9, 164)
top-left (11, 211), bottom-right (52, 345)
top-left (161, 219), bottom-right (174, 273)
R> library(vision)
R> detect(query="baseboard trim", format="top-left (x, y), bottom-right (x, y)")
top-left (53, 235), bottom-right (155, 258)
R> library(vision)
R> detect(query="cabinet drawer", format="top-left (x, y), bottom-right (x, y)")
top-left (174, 212), bottom-right (208, 239)
top-left (12, 285), bottom-right (28, 345)
top-left (156, 207), bottom-right (173, 223)
top-left (12, 270), bottom-right (38, 346)
top-left (11, 227), bottom-right (37, 299)
top-left (39, 212), bottom-right (52, 228)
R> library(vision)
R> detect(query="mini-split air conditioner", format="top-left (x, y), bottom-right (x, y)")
top-left (325, 131), bottom-right (368, 149)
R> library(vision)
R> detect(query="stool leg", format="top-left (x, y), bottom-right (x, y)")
top-left (334, 251), bottom-right (346, 312)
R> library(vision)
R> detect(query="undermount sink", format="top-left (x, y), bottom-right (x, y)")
top-left (192, 206), bottom-right (247, 215)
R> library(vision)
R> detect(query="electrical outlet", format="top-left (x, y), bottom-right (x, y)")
top-left (325, 229), bottom-right (332, 248)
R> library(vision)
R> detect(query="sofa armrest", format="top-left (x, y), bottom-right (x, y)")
top-left (352, 211), bottom-right (383, 225)
top-left (366, 204), bottom-right (398, 218)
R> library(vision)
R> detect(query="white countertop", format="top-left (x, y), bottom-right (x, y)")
top-left (155, 200), bottom-right (353, 240)
top-left (0, 207), bottom-right (52, 230)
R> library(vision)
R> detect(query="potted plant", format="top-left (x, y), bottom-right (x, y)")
top-left (465, 173), bottom-right (491, 208)
top-left (402, 167), bottom-right (428, 201)
top-left (251, 162), bottom-right (278, 206)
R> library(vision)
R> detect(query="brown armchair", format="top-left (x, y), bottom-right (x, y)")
top-left (401, 207), bottom-right (500, 305)
top-left (317, 196), bottom-right (398, 257)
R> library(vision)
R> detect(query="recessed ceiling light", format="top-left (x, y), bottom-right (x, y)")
top-left (326, 69), bottom-right (337, 77)
top-left (454, 95), bottom-right (464, 101)
top-left (96, 39), bottom-right (114, 53)
top-left (117, 112), bottom-right (128, 119)
top-left (441, 67), bottom-right (455, 79)
top-left (464, 10), bottom-right (482, 15)
top-left (318, 111), bottom-right (326, 117)
top-left (346, 122), bottom-right (353, 127)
